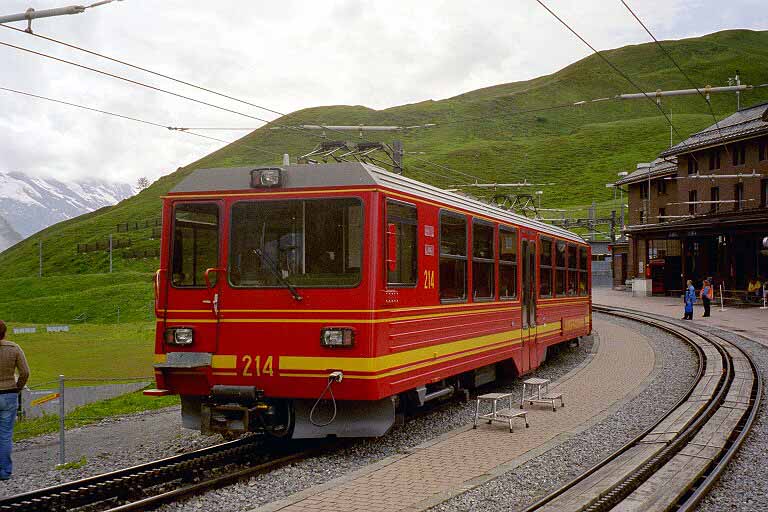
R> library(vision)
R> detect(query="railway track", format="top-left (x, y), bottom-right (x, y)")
top-left (525, 305), bottom-right (762, 512)
top-left (0, 436), bottom-right (323, 512)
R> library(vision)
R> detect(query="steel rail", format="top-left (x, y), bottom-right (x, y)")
top-left (0, 436), bottom-right (317, 512)
top-left (524, 306), bottom-right (760, 512)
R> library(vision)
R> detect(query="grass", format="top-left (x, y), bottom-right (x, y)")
top-left (14, 388), bottom-right (179, 442)
top-left (5, 321), bottom-right (155, 387)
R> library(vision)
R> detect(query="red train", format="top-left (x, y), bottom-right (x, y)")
top-left (147, 163), bottom-right (591, 438)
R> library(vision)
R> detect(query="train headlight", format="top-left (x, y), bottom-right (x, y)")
top-left (165, 327), bottom-right (194, 346)
top-left (250, 167), bottom-right (282, 188)
top-left (320, 327), bottom-right (355, 348)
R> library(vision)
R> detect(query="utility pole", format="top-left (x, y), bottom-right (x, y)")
top-left (392, 140), bottom-right (404, 175)
top-left (109, 234), bottom-right (113, 273)
top-left (38, 240), bottom-right (42, 278)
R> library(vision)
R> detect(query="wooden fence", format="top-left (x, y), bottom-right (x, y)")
top-left (116, 218), bottom-right (162, 233)
top-left (77, 238), bottom-right (132, 253)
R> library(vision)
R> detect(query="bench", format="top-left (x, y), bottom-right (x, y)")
top-left (474, 392), bottom-right (530, 432)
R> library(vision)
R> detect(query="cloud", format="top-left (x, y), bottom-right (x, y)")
top-left (0, 0), bottom-right (762, 184)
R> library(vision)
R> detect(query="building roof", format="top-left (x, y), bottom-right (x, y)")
top-left (659, 101), bottom-right (768, 158)
top-left (171, 162), bottom-right (586, 243)
top-left (615, 157), bottom-right (678, 186)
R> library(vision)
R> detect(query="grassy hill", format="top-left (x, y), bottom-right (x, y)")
top-left (1, 29), bottom-right (768, 321)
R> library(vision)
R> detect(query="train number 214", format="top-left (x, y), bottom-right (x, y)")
top-left (242, 355), bottom-right (274, 377)
top-left (423, 270), bottom-right (435, 289)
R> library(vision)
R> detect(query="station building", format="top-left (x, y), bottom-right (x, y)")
top-left (615, 102), bottom-right (768, 294)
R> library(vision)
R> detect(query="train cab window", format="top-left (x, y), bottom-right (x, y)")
top-left (439, 212), bottom-right (467, 302)
top-left (228, 198), bottom-right (363, 288)
top-left (499, 227), bottom-right (518, 299)
top-left (578, 246), bottom-right (589, 296)
top-left (386, 200), bottom-right (418, 286)
top-left (171, 203), bottom-right (219, 287)
top-left (472, 221), bottom-right (495, 300)
top-left (567, 244), bottom-right (578, 296)
top-left (555, 240), bottom-right (566, 296)
top-left (539, 237), bottom-right (553, 298)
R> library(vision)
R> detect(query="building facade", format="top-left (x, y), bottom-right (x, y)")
top-left (617, 102), bottom-right (768, 294)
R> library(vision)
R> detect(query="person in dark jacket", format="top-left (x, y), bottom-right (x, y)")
top-left (0, 321), bottom-right (30, 481)
top-left (683, 280), bottom-right (696, 320)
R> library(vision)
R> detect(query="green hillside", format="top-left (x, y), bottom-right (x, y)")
top-left (1, 29), bottom-right (768, 318)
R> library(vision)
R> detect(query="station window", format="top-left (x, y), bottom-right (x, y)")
top-left (578, 246), bottom-right (589, 297)
top-left (439, 212), bottom-right (467, 302)
top-left (539, 237), bottom-right (553, 298)
top-left (171, 202), bottom-right (219, 287)
top-left (708, 149), bottom-right (720, 170)
top-left (656, 179), bottom-right (667, 195)
top-left (567, 244), bottom-right (578, 296)
top-left (687, 156), bottom-right (699, 175)
top-left (499, 227), bottom-right (518, 300)
top-left (386, 200), bottom-right (418, 286)
top-left (762, 179), bottom-right (768, 208)
top-left (734, 183), bottom-right (744, 211)
top-left (472, 220), bottom-right (495, 300)
top-left (555, 240), bottom-right (566, 296)
top-left (732, 144), bottom-right (746, 166)
top-left (760, 142), bottom-right (767, 162)
top-left (689, 190), bottom-right (698, 215)
top-left (710, 187), bottom-right (720, 214)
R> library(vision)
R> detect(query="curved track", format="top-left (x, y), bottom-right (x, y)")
top-left (525, 305), bottom-right (761, 512)
top-left (0, 436), bottom-right (322, 512)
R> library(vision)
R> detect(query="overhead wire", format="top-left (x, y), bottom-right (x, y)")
top-left (618, 0), bottom-right (729, 160)
top-left (0, 86), bottom-right (282, 158)
top-left (533, 0), bottom-right (700, 164)
top-left (0, 23), bottom-right (487, 184)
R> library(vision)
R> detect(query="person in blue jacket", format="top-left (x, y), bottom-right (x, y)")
top-left (682, 279), bottom-right (696, 320)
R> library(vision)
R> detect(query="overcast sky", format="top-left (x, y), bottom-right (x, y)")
top-left (0, 0), bottom-right (764, 186)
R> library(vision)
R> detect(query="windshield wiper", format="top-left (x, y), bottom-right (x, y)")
top-left (253, 248), bottom-right (303, 301)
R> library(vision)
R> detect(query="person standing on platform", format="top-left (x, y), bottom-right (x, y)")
top-left (0, 321), bottom-right (30, 481)
top-left (683, 279), bottom-right (696, 320)
top-left (701, 279), bottom-right (712, 317)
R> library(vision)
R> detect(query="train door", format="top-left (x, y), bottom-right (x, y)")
top-left (164, 201), bottom-right (223, 353)
top-left (520, 233), bottom-right (537, 373)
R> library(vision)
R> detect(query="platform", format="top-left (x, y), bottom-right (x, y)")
top-left (250, 318), bottom-right (656, 512)
top-left (593, 288), bottom-right (768, 347)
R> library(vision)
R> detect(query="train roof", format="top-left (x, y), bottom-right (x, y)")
top-left (171, 162), bottom-right (586, 243)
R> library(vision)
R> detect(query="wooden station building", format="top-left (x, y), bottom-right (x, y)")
top-left (613, 102), bottom-right (768, 294)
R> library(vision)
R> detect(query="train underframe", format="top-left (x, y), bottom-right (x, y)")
top-left (181, 339), bottom-right (577, 439)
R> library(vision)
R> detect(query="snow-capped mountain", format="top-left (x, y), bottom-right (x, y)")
top-left (0, 171), bottom-right (135, 239)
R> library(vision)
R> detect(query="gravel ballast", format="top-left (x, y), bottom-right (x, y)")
top-left (694, 325), bottom-right (768, 512)
top-left (0, 408), bottom-right (224, 498)
top-left (429, 312), bottom-right (697, 512)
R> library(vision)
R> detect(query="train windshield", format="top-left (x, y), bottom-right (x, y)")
top-left (229, 198), bottom-right (363, 288)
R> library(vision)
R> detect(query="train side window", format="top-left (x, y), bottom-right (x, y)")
top-left (439, 212), bottom-right (467, 302)
top-left (386, 200), bottom-right (418, 286)
top-left (539, 237), bottom-right (553, 298)
top-left (567, 244), bottom-right (578, 296)
top-left (171, 202), bottom-right (219, 287)
top-left (555, 240), bottom-right (566, 297)
top-left (472, 220), bottom-right (495, 300)
top-left (499, 227), bottom-right (518, 299)
top-left (578, 246), bottom-right (589, 296)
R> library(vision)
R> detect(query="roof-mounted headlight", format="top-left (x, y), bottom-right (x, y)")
top-left (250, 167), bottom-right (283, 188)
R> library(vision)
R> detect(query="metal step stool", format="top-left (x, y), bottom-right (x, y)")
top-left (473, 392), bottom-right (530, 433)
top-left (521, 377), bottom-right (565, 412)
